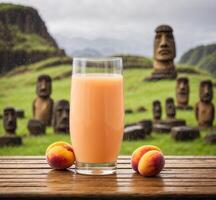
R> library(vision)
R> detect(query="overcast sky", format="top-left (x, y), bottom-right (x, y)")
top-left (2, 0), bottom-right (216, 58)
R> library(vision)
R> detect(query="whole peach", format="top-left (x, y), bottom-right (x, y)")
top-left (138, 150), bottom-right (165, 177)
top-left (46, 141), bottom-right (75, 170)
top-left (131, 145), bottom-right (161, 172)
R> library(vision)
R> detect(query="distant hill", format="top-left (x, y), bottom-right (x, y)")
top-left (0, 3), bottom-right (65, 74)
top-left (72, 48), bottom-right (102, 57)
top-left (179, 44), bottom-right (216, 76)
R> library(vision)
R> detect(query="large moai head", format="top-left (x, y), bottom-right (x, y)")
top-left (3, 107), bottom-right (17, 134)
top-left (176, 77), bottom-right (189, 106)
top-left (154, 25), bottom-right (176, 62)
top-left (152, 100), bottom-right (162, 120)
top-left (36, 74), bottom-right (52, 99)
top-left (199, 80), bottom-right (213, 103)
top-left (166, 97), bottom-right (176, 119)
top-left (53, 100), bottom-right (70, 133)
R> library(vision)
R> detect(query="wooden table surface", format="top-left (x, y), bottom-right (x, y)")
top-left (1, 156), bottom-right (216, 200)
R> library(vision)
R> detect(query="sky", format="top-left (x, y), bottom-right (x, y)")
top-left (1, 0), bottom-right (216, 58)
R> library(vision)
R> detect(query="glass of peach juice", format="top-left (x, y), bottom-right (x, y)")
top-left (70, 57), bottom-right (124, 175)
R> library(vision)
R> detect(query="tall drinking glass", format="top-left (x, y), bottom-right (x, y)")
top-left (70, 57), bottom-right (124, 175)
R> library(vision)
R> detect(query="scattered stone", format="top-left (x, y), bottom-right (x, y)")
top-left (124, 123), bottom-right (137, 128)
top-left (153, 123), bottom-right (171, 133)
top-left (205, 134), bottom-right (216, 144)
top-left (171, 126), bottom-right (200, 141)
top-left (195, 80), bottom-right (215, 129)
top-left (123, 125), bottom-right (145, 140)
top-left (28, 119), bottom-right (46, 135)
top-left (53, 100), bottom-right (69, 133)
top-left (125, 109), bottom-right (133, 114)
top-left (136, 106), bottom-right (147, 113)
top-left (176, 105), bottom-right (193, 110)
top-left (16, 109), bottom-right (25, 118)
top-left (137, 120), bottom-right (152, 135)
top-left (0, 135), bottom-right (22, 146)
top-left (160, 119), bottom-right (186, 128)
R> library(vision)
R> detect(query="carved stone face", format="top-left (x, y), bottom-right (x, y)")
top-left (153, 100), bottom-right (162, 120)
top-left (200, 80), bottom-right (213, 103)
top-left (176, 77), bottom-right (189, 106)
top-left (3, 107), bottom-right (17, 134)
top-left (53, 100), bottom-right (69, 133)
top-left (154, 25), bottom-right (176, 61)
top-left (166, 97), bottom-right (176, 118)
top-left (36, 75), bottom-right (52, 98)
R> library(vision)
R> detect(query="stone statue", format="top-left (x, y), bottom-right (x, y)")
top-left (3, 107), bottom-right (17, 134)
top-left (145, 25), bottom-right (177, 81)
top-left (195, 80), bottom-right (215, 128)
top-left (152, 100), bottom-right (162, 121)
top-left (0, 107), bottom-right (22, 146)
top-left (176, 77), bottom-right (192, 110)
top-left (33, 74), bottom-right (54, 126)
top-left (166, 97), bottom-right (176, 119)
top-left (52, 100), bottom-right (70, 133)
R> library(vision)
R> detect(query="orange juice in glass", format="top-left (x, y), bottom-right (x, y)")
top-left (70, 58), bottom-right (124, 175)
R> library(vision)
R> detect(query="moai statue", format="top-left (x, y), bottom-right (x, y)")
top-left (3, 107), bottom-right (17, 135)
top-left (52, 100), bottom-right (70, 133)
top-left (152, 100), bottom-right (162, 121)
top-left (145, 25), bottom-right (177, 81)
top-left (176, 77), bottom-right (192, 110)
top-left (195, 80), bottom-right (215, 128)
top-left (33, 75), bottom-right (54, 126)
top-left (166, 97), bottom-right (176, 119)
top-left (0, 107), bottom-right (22, 146)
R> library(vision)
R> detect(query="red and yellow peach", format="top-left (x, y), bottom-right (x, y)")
top-left (131, 145), bottom-right (161, 172)
top-left (138, 150), bottom-right (165, 177)
top-left (131, 145), bottom-right (165, 176)
top-left (46, 141), bottom-right (75, 170)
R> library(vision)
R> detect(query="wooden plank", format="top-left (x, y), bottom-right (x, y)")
top-left (1, 155), bottom-right (216, 160)
top-left (1, 181), bottom-right (216, 187)
top-left (1, 163), bottom-right (216, 169)
top-left (1, 159), bottom-right (216, 164)
top-left (1, 186), bottom-right (216, 195)
top-left (0, 156), bottom-right (216, 199)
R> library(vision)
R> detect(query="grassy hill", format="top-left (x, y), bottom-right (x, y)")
top-left (0, 3), bottom-right (65, 73)
top-left (179, 43), bottom-right (216, 76)
top-left (0, 57), bottom-right (216, 155)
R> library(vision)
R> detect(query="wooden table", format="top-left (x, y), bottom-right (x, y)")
top-left (1, 156), bottom-right (216, 199)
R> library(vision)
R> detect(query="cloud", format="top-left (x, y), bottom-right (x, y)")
top-left (2, 0), bottom-right (216, 57)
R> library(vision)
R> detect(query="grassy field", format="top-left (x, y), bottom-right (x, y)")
top-left (0, 57), bottom-right (216, 155)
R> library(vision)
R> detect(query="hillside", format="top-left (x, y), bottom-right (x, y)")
top-left (179, 44), bottom-right (216, 76)
top-left (0, 57), bottom-right (216, 155)
top-left (0, 3), bottom-right (65, 73)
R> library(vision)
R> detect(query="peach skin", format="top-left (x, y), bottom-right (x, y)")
top-left (131, 145), bottom-right (161, 172)
top-left (138, 150), bottom-right (165, 177)
top-left (46, 141), bottom-right (75, 170)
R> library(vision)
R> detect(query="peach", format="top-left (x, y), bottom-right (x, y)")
top-left (138, 150), bottom-right (165, 177)
top-left (46, 141), bottom-right (75, 170)
top-left (131, 145), bottom-right (161, 172)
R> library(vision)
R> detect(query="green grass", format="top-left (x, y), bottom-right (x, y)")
top-left (0, 58), bottom-right (216, 155)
